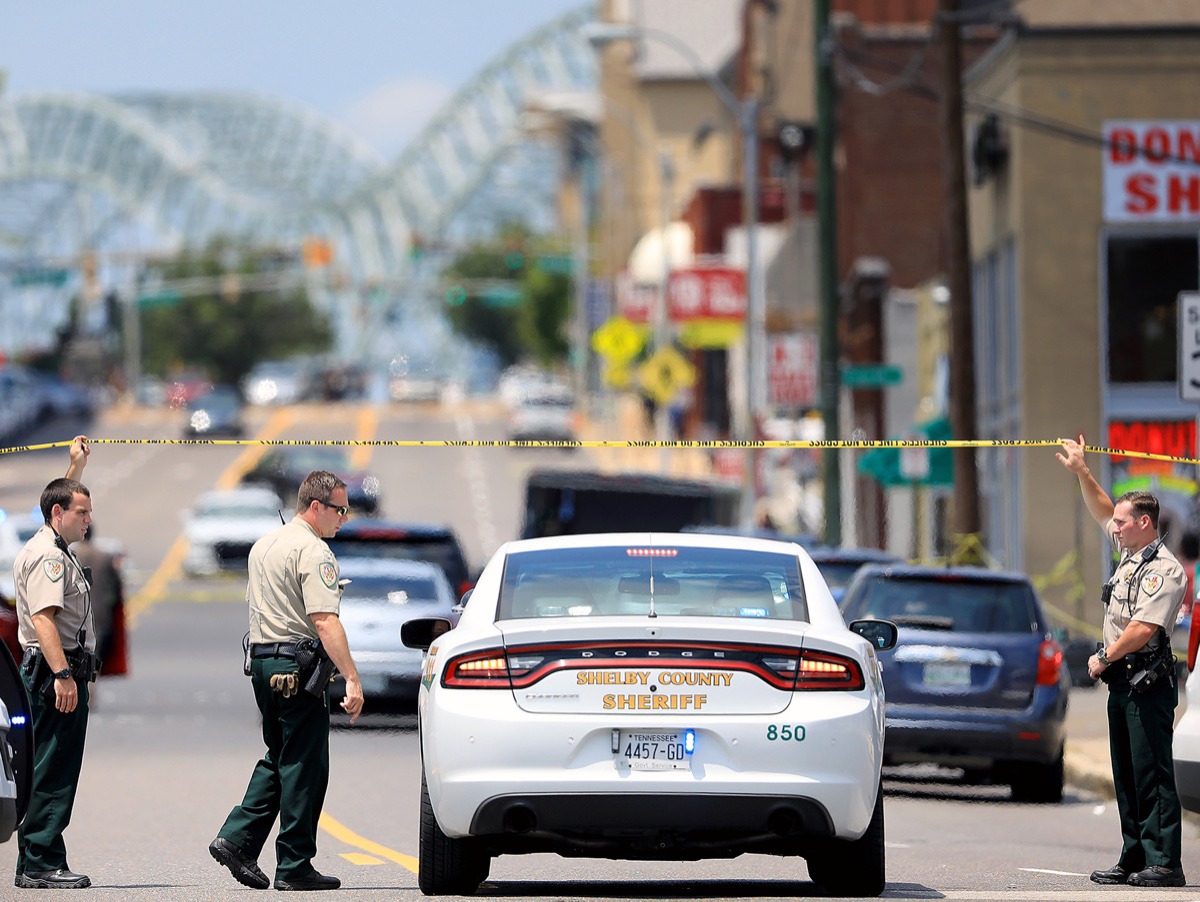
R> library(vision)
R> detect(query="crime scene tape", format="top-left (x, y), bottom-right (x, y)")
top-left (2, 437), bottom-right (1200, 465)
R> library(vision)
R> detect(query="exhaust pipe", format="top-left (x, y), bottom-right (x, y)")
top-left (502, 805), bottom-right (537, 834)
top-left (767, 808), bottom-right (798, 836)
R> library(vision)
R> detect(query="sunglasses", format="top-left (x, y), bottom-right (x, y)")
top-left (316, 500), bottom-right (350, 517)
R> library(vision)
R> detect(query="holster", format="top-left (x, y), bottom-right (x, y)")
top-left (294, 638), bottom-right (339, 698)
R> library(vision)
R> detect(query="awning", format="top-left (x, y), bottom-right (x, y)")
top-left (628, 221), bottom-right (695, 286)
top-left (858, 417), bottom-right (954, 487)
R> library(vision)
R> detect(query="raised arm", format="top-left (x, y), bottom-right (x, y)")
top-left (65, 435), bottom-right (89, 480)
top-left (1056, 434), bottom-right (1114, 528)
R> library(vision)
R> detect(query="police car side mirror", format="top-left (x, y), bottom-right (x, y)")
top-left (401, 617), bottom-right (453, 651)
top-left (850, 619), bottom-right (898, 651)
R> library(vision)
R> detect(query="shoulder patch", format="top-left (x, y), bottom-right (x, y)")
top-left (1141, 573), bottom-right (1164, 597)
top-left (43, 559), bottom-right (65, 583)
top-left (319, 561), bottom-right (337, 589)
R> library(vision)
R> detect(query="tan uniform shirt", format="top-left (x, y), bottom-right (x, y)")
top-left (247, 517), bottom-right (341, 643)
top-left (1102, 523), bottom-right (1187, 650)
top-left (13, 525), bottom-right (97, 654)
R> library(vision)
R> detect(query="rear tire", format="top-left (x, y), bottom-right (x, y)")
top-left (807, 781), bottom-right (886, 897)
top-left (1009, 747), bottom-right (1064, 803)
top-left (418, 774), bottom-right (490, 895)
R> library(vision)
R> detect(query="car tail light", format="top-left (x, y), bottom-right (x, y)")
top-left (1036, 637), bottom-right (1063, 687)
top-left (442, 648), bottom-right (545, 688)
top-left (795, 649), bottom-right (864, 691)
top-left (458, 580), bottom-right (474, 597)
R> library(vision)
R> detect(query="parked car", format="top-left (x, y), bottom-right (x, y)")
top-left (840, 564), bottom-right (1069, 802)
top-left (806, 546), bottom-right (899, 604)
top-left (401, 532), bottom-right (897, 896)
top-left (1172, 611), bottom-right (1200, 812)
top-left (314, 362), bottom-right (369, 401)
top-left (327, 558), bottom-right (458, 712)
top-left (184, 385), bottom-right (245, 438)
top-left (325, 520), bottom-right (473, 598)
top-left (0, 641), bottom-right (32, 843)
top-left (241, 447), bottom-right (381, 516)
top-left (183, 487), bottom-right (286, 575)
top-left (506, 385), bottom-right (580, 443)
top-left (240, 360), bottom-right (314, 406)
top-left (165, 370), bottom-right (214, 409)
top-left (27, 372), bottom-right (95, 420)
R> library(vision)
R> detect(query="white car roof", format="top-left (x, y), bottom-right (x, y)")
top-left (337, 557), bottom-right (448, 580)
top-left (195, 487), bottom-right (284, 508)
top-left (501, 532), bottom-right (808, 557)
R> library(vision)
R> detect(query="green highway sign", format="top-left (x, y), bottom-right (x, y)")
top-left (12, 267), bottom-right (70, 288)
top-left (841, 364), bottom-right (903, 388)
top-left (137, 290), bottom-right (183, 308)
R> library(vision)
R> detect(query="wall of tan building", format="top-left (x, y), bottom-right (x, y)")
top-left (967, 29), bottom-right (1200, 630)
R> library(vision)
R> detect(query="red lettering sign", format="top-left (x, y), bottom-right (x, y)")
top-left (666, 268), bottom-right (747, 322)
top-left (1107, 420), bottom-right (1197, 463)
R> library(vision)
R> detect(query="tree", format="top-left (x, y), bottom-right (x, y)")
top-left (138, 240), bottom-right (332, 384)
top-left (441, 225), bottom-right (571, 367)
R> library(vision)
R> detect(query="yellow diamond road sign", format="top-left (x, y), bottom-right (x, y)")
top-left (639, 347), bottom-right (696, 406)
top-left (592, 316), bottom-right (645, 363)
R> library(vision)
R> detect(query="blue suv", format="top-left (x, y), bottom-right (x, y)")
top-left (840, 564), bottom-right (1069, 802)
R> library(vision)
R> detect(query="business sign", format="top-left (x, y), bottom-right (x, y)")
top-left (615, 268), bottom-right (747, 325)
top-left (1106, 419), bottom-right (1196, 464)
top-left (1103, 121), bottom-right (1200, 222)
top-left (768, 333), bottom-right (818, 407)
top-left (1179, 292), bottom-right (1200, 402)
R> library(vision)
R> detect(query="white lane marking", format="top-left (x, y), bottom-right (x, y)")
top-left (884, 841), bottom-right (912, 848)
top-left (1018, 868), bottom-right (1090, 877)
top-left (455, 411), bottom-right (497, 559)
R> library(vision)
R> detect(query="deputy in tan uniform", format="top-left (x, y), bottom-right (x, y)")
top-left (210, 470), bottom-right (364, 892)
top-left (1059, 435), bottom-right (1187, 888)
top-left (13, 436), bottom-right (98, 890)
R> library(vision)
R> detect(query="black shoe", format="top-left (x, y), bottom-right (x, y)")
top-left (14, 869), bottom-right (91, 889)
top-left (209, 837), bottom-right (270, 890)
top-left (1128, 865), bottom-right (1186, 887)
top-left (1089, 864), bottom-right (1130, 885)
top-left (274, 870), bottom-right (341, 891)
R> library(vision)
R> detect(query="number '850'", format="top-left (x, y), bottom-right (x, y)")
top-left (766, 725), bottom-right (806, 741)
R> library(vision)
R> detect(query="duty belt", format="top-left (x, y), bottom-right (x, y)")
top-left (250, 642), bottom-right (300, 659)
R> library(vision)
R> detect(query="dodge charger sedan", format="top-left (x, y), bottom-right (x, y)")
top-left (402, 533), bottom-right (897, 897)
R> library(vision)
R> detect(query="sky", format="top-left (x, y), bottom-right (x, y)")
top-left (0, 1), bottom-right (588, 159)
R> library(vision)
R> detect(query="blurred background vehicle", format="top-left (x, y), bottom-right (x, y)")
top-left (314, 362), bottom-right (369, 402)
top-left (27, 371), bottom-right (95, 421)
top-left (326, 519), bottom-right (474, 599)
top-left (240, 446), bottom-right (382, 516)
top-left (506, 383), bottom-right (580, 443)
top-left (388, 371), bottom-right (446, 403)
top-left (164, 369), bottom-right (214, 409)
top-left (183, 486), bottom-right (286, 576)
top-left (521, 469), bottom-right (740, 539)
top-left (840, 564), bottom-right (1068, 802)
top-left (184, 385), bottom-right (246, 438)
top-left (240, 359), bottom-right (315, 406)
top-left (328, 557), bottom-right (458, 713)
top-left (1175, 612), bottom-right (1200, 812)
top-left (805, 546), bottom-right (900, 604)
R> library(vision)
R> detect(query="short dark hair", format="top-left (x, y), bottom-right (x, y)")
top-left (40, 478), bottom-right (90, 523)
top-left (297, 470), bottom-right (348, 513)
top-left (1115, 490), bottom-right (1159, 529)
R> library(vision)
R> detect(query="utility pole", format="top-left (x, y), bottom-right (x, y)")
top-left (815, 0), bottom-right (842, 545)
top-left (937, 0), bottom-right (981, 549)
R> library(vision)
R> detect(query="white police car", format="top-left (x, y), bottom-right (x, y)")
top-left (402, 533), bottom-right (896, 897)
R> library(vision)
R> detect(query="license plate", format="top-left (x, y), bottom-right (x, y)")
top-left (923, 662), bottom-right (971, 687)
top-left (617, 730), bottom-right (690, 770)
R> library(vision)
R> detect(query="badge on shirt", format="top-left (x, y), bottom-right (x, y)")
top-left (43, 559), bottom-right (65, 582)
top-left (319, 561), bottom-right (337, 589)
top-left (1142, 573), bottom-right (1164, 597)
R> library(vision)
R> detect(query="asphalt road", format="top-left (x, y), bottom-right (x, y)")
top-left (0, 401), bottom-right (1196, 900)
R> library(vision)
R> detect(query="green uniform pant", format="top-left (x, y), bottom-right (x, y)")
top-left (219, 656), bottom-right (330, 880)
top-left (16, 676), bottom-right (89, 875)
top-left (1107, 678), bottom-right (1182, 870)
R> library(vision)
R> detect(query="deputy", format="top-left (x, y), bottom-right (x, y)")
top-left (210, 470), bottom-right (364, 892)
top-left (1058, 435), bottom-right (1186, 888)
top-left (12, 436), bottom-right (97, 890)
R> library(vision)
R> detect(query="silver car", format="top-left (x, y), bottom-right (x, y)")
top-left (330, 557), bottom-right (458, 712)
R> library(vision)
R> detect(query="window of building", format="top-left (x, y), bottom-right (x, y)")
top-left (1106, 235), bottom-right (1198, 383)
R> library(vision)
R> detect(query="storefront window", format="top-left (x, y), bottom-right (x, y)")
top-left (1106, 235), bottom-right (1197, 382)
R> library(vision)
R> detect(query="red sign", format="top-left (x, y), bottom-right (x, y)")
top-left (616, 268), bottom-right (747, 325)
top-left (667, 268), bottom-right (746, 322)
top-left (1104, 121), bottom-right (1200, 222)
top-left (769, 333), bottom-right (819, 408)
top-left (1107, 420), bottom-right (1196, 463)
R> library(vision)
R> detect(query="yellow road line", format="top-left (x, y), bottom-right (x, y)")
top-left (126, 408), bottom-right (296, 626)
top-left (319, 812), bottom-right (418, 873)
top-left (348, 405), bottom-right (380, 470)
top-left (339, 852), bottom-right (384, 866)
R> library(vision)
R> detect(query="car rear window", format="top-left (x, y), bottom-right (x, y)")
top-left (328, 535), bottom-right (469, 588)
top-left (845, 576), bottom-right (1038, 633)
top-left (498, 545), bottom-right (807, 621)
top-left (342, 576), bottom-right (443, 603)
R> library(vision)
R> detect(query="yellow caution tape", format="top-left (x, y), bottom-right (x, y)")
top-left (2, 437), bottom-right (1197, 462)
